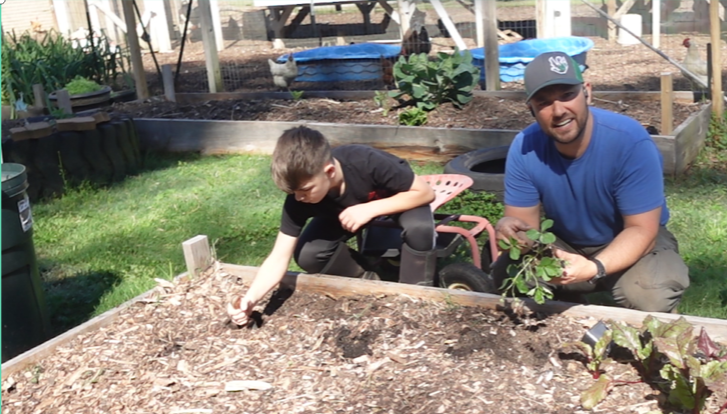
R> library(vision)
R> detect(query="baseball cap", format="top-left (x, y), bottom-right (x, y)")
top-left (524, 51), bottom-right (584, 102)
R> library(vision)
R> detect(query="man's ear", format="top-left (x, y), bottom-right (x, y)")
top-left (583, 82), bottom-right (593, 105)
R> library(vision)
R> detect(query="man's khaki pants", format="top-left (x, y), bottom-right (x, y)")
top-left (490, 226), bottom-right (690, 313)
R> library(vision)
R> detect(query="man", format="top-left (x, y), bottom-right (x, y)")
top-left (491, 51), bottom-right (689, 313)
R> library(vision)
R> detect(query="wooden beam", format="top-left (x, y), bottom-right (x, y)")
top-left (376, 0), bottom-right (400, 24)
top-left (613, 0), bottom-right (637, 20)
top-left (182, 235), bottom-right (213, 277)
top-left (429, 0), bottom-right (468, 50)
top-left (397, 0), bottom-right (413, 35)
top-left (222, 263), bottom-right (727, 344)
top-left (198, 0), bottom-right (223, 93)
top-left (162, 64), bottom-right (176, 102)
top-left (32, 84), bottom-right (46, 109)
top-left (121, 0), bottom-right (149, 99)
top-left (483, 0), bottom-right (500, 91)
top-left (652, 0), bottom-right (660, 48)
top-left (711, 0), bottom-right (724, 119)
top-left (474, 0), bottom-right (484, 47)
top-left (661, 72), bottom-right (674, 136)
top-left (1, 271), bottom-right (191, 380)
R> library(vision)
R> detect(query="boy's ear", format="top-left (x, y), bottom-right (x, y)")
top-left (323, 161), bottom-right (336, 178)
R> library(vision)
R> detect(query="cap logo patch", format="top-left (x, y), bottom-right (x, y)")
top-left (548, 56), bottom-right (569, 74)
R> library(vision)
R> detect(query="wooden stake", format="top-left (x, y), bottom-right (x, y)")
top-left (661, 72), bottom-right (673, 136)
top-left (121, 0), bottom-right (149, 99)
top-left (162, 64), bottom-right (176, 102)
top-left (710, 0), bottom-right (724, 119)
top-left (198, 0), bottom-right (223, 93)
top-left (483, 0), bottom-right (500, 91)
top-left (182, 235), bottom-right (212, 277)
top-left (32, 84), bottom-right (46, 109)
top-left (56, 89), bottom-right (74, 115)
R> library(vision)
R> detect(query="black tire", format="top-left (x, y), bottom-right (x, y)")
top-left (438, 262), bottom-right (497, 293)
top-left (112, 120), bottom-right (138, 174)
top-left (97, 122), bottom-right (126, 182)
top-left (58, 131), bottom-right (93, 186)
top-left (443, 146), bottom-right (509, 202)
top-left (80, 128), bottom-right (114, 185)
top-left (34, 133), bottom-right (65, 199)
top-left (123, 117), bottom-right (142, 168)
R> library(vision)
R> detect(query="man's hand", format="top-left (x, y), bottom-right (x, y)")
top-left (550, 249), bottom-right (598, 285)
top-left (495, 216), bottom-right (533, 248)
top-left (339, 204), bottom-right (377, 233)
top-left (227, 295), bottom-right (255, 326)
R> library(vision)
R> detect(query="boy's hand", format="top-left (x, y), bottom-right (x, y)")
top-left (227, 296), bottom-right (254, 326)
top-left (339, 204), bottom-right (376, 233)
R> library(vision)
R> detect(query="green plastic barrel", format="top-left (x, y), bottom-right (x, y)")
top-left (2, 163), bottom-right (51, 362)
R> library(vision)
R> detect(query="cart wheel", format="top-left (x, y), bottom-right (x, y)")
top-left (438, 263), bottom-right (496, 293)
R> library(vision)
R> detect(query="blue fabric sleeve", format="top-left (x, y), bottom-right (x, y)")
top-left (504, 135), bottom-right (540, 207)
top-left (614, 139), bottom-right (665, 216)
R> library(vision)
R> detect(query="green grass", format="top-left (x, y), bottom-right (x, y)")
top-left (31, 121), bottom-right (727, 334)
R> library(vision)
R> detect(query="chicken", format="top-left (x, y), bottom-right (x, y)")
top-left (268, 54), bottom-right (298, 90)
top-left (401, 23), bottom-right (431, 57)
top-left (380, 55), bottom-right (395, 89)
top-left (681, 38), bottom-right (709, 88)
top-left (30, 19), bottom-right (45, 34)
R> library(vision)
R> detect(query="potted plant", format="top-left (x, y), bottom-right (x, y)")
top-left (48, 76), bottom-right (112, 112)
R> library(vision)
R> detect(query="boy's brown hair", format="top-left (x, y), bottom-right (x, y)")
top-left (271, 126), bottom-right (333, 193)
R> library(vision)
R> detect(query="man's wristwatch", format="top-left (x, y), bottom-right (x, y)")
top-left (588, 258), bottom-right (607, 285)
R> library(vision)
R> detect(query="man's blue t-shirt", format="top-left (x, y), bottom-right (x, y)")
top-left (505, 107), bottom-right (669, 246)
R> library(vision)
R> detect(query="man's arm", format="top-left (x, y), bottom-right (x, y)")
top-left (339, 175), bottom-right (435, 233)
top-left (228, 231), bottom-right (297, 324)
top-left (555, 207), bottom-right (660, 283)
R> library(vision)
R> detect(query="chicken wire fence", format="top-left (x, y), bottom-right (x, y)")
top-left (57, 0), bottom-right (726, 95)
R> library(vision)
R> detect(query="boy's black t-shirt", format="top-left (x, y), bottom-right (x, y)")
top-left (279, 145), bottom-right (415, 237)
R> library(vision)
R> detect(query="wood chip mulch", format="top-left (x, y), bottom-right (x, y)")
top-left (2, 265), bottom-right (726, 414)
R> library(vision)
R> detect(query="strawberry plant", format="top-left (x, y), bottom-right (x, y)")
top-left (562, 329), bottom-right (615, 409)
top-left (497, 218), bottom-right (563, 304)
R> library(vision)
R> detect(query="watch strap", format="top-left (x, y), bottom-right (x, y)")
top-left (588, 258), bottom-right (606, 284)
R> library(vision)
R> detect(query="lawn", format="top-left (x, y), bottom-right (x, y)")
top-left (30, 121), bottom-right (727, 336)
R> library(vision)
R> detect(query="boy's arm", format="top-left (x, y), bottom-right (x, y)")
top-left (228, 231), bottom-right (297, 324)
top-left (339, 175), bottom-right (435, 233)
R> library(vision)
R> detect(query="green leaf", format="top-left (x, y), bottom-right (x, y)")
top-left (562, 341), bottom-right (592, 357)
top-left (541, 219), bottom-right (554, 231)
top-left (539, 232), bottom-right (556, 245)
top-left (594, 330), bottom-right (613, 358)
top-left (610, 322), bottom-right (645, 357)
top-left (498, 239), bottom-right (511, 250)
top-left (526, 229), bottom-right (540, 241)
top-left (509, 248), bottom-right (520, 261)
top-left (653, 337), bottom-right (686, 370)
top-left (580, 374), bottom-right (611, 410)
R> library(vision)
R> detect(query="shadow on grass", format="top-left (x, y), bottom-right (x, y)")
top-left (43, 270), bottom-right (122, 337)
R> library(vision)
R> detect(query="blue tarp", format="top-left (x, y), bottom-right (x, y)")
top-left (278, 43), bottom-right (401, 63)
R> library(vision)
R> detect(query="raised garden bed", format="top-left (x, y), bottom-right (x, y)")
top-left (3, 237), bottom-right (727, 413)
top-left (120, 91), bottom-right (712, 176)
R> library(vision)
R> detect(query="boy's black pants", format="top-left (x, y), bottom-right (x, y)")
top-left (294, 205), bottom-right (435, 282)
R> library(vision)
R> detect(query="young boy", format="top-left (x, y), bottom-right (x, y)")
top-left (227, 126), bottom-right (437, 325)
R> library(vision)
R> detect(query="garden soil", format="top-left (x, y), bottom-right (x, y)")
top-left (2, 265), bottom-right (726, 414)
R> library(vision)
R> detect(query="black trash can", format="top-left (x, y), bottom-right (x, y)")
top-left (2, 163), bottom-right (51, 362)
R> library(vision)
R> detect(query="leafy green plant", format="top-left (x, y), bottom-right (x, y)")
top-left (570, 316), bottom-right (727, 412)
top-left (707, 114), bottom-right (727, 151)
top-left (398, 107), bottom-right (428, 126)
top-left (389, 49), bottom-right (480, 112)
top-left (442, 190), bottom-right (504, 223)
top-left (289, 90), bottom-right (304, 101)
top-left (373, 90), bottom-right (391, 116)
top-left (562, 329), bottom-right (615, 409)
top-left (1, 29), bottom-right (129, 106)
top-left (64, 76), bottom-right (102, 95)
top-left (497, 218), bottom-right (562, 304)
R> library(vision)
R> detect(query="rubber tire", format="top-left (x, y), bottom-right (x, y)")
top-left (438, 262), bottom-right (497, 293)
top-left (80, 128), bottom-right (114, 185)
top-left (123, 117), bottom-right (142, 168)
top-left (443, 146), bottom-right (509, 202)
top-left (34, 133), bottom-right (65, 199)
top-left (97, 122), bottom-right (127, 182)
top-left (58, 131), bottom-right (92, 186)
top-left (112, 120), bottom-right (138, 174)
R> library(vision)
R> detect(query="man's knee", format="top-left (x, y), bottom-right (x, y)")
top-left (613, 249), bottom-right (689, 312)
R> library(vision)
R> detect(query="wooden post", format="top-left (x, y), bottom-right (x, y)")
top-left (483, 0), bottom-right (500, 91)
top-left (710, 0), bottom-right (724, 119)
top-left (607, 0), bottom-right (616, 43)
top-left (121, 0), bottom-right (149, 99)
top-left (198, 0), bottom-right (223, 93)
top-left (32, 84), bottom-right (46, 109)
top-left (182, 235), bottom-right (213, 277)
top-left (661, 72), bottom-right (673, 136)
top-left (397, 0), bottom-right (413, 35)
top-left (162, 64), bottom-right (176, 102)
top-left (475, 0), bottom-right (484, 48)
top-left (652, 0), bottom-right (660, 49)
top-left (56, 90), bottom-right (73, 115)
top-left (210, 0), bottom-right (225, 52)
top-left (536, 0), bottom-right (545, 38)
